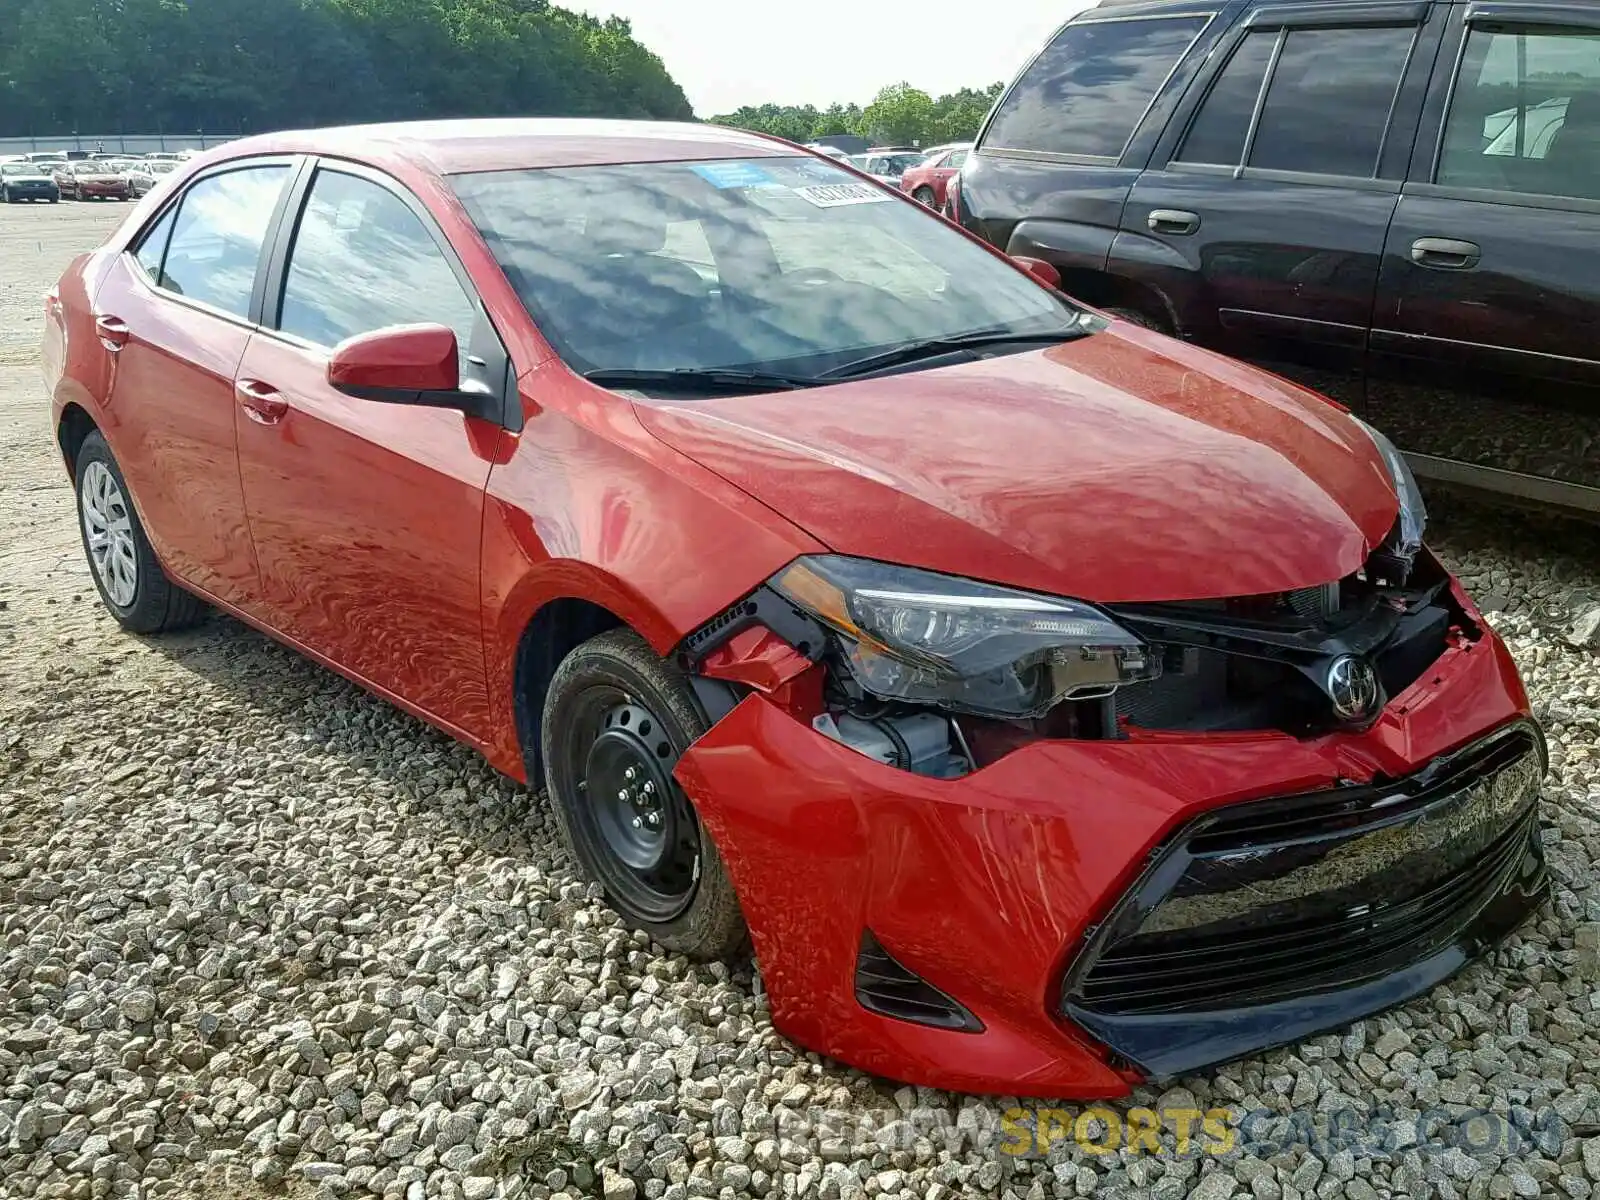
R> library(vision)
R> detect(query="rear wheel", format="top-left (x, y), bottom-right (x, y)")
top-left (74, 431), bottom-right (207, 634)
top-left (542, 628), bottom-right (747, 960)
top-left (912, 186), bottom-right (937, 207)
top-left (1103, 305), bottom-right (1168, 333)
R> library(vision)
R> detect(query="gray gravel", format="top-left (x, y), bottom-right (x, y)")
top-left (2, 202), bottom-right (1598, 1200)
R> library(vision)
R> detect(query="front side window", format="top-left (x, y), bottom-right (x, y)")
top-left (133, 206), bottom-right (178, 282)
top-left (160, 166), bottom-right (289, 318)
top-left (1438, 25), bottom-right (1600, 201)
top-left (278, 170), bottom-right (478, 349)
top-left (1247, 25), bottom-right (1416, 177)
top-left (984, 16), bottom-right (1210, 159)
top-left (453, 156), bottom-right (1079, 379)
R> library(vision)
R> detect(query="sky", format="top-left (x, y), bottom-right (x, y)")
top-left (584, 1), bottom-right (1096, 118)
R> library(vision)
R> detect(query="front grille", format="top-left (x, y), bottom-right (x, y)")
top-left (1065, 722), bottom-right (1544, 1017)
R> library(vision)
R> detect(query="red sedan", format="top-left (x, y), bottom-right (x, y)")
top-left (53, 161), bottom-right (131, 201)
top-left (900, 144), bottom-right (969, 208)
top-left (42, 120), bottom-right (1545, 1098)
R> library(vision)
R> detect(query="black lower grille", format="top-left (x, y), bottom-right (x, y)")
top-left (854, 932), bottom-right (982, 1032)
top-left (1063, 722), bottom-right (1546, 1036)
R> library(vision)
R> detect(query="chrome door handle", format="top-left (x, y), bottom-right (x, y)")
top-left (1148, 209), bottom-right (1201, 236)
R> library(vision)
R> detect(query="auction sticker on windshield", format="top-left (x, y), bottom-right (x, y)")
top-left (793, 182), bottom-right (894, 208)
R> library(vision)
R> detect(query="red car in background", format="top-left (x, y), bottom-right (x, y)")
top-left (53, 161), bottom-right (131, 201)
top-left (42, 119), bottom-right (1545, 1098)
top-left (900, 143), bottom-right (970, 208)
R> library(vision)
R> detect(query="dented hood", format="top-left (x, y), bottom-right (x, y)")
top-left (632, 326), bottom-right (1400, 603)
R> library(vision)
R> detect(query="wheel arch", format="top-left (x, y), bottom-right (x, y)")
top-left (1055, 269), bottom-right (1178, 334)
top-left (57, 402), bottom-right (99, 478)
top-left (512, 595), bottom-right (631, 781)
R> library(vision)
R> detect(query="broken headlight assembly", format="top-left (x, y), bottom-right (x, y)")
top-left (1356, 418), bottom-right (1427, 582)
top-left (771, 555), bottom-right (1160, 719)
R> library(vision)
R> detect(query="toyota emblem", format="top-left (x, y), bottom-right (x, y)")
top-left (1326, 654), bottom-right (1380, 722)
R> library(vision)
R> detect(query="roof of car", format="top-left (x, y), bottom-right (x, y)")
top-left (206, 119), bottom-right (797, 176)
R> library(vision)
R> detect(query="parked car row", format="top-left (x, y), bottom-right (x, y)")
top-left (945, 0), bottom-right (1600, 518)
top-left (0, 155), bottom-right (184, 203)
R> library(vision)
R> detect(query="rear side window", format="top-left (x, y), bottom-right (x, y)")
top-left (984, 16), bottom-right (1210, 159)
top-left (160, 166), bottom-right (289, 318)
top-left (1437, 26), bottom-right (1600, 202)
top-left (1248, 26), bottom-right (1416, 176)
top-left (1177, 32), bottom-right (1277, 165)
top-left (278, 170), bottom-right (478, 349)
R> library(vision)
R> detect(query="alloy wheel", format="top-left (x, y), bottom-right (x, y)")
top-left (80, 460), bottom-right (138, 608)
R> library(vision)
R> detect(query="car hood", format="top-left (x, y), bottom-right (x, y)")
top-left (632, 325), bottom-right (1401, 603)
top-left (7, 174), bottom-right (51, 183)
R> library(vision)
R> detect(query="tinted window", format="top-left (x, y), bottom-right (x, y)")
top-left (1248, 26), bottom-right (1415, 177)
top-left (133, 206), bottom-right (177, 281)
top-left (984, 17), bottom-right (1209, 158)
top-left (1438, 27), bottom-right (1600, 202)
top-left (278, 171), bottom-right (477, 349)
top-left (454, 156), bottom-right (1078, 378)
top-left (161, 167), bottom-right (288, 317)
top-left (1177, 32), bottom-right (1276, 165)
top-left (947, 149), bottom-right (969, 169)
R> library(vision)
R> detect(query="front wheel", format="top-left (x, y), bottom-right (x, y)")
top-left (541, 628), bottom-right (747, 960)
top-left (75, 431), bottom-right (206, 634)
top-left (912, 187), bottom-right (937, 207)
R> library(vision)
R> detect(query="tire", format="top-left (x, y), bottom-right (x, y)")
top-left (912, 187), bottom-right (937, 207)
top-left (1103, 305), bottom-right (1167, 333)
top-left (541, 627), bottom-right (747, 960)
top-left (74, 431), bottom-right (207, 634)
top-left (49, 196), bottom-right (59, 204)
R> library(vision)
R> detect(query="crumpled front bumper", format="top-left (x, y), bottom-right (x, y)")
top-left (672, 621), bottom-right (1544, 1098)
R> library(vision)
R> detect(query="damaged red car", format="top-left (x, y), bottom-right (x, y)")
top-left (43, 120), bottom-right (1547, 1098)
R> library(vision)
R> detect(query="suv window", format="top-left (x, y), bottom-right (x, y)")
top-left (159, 166), bottom-right (289, 317)
top-left (1177, 32), bottom-right (1277, 165)
top-left (278, 170), bottom-right (478, 349)
top-left (1248, 26), bottom-right (1416, 177)
top-left (985, 16), bottom-right (1210, 159)
top-left (1438, 26), bottom-right (1600, 202)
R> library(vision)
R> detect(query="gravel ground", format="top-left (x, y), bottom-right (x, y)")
top-left (2, 201), bottom-right (1599, 1200)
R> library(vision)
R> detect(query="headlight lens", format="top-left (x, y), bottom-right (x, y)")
top-left (1357, 419), bottom-right (1426, 560)
top-left (772, 556), bottom-right (1160, 718)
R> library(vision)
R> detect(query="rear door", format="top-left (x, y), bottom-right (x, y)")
top-left (92, 159), bottom-right (297, 605)
top-left (1114, 2), bottom-right (1444, 406)
top-left (1369, 2), bottom-right (1600, 512)
top-left (232, 160), bottom-right (513, 739)
top-left (960, 7), bottom-right (1222, 284)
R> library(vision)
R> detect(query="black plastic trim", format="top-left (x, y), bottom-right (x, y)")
top-left (675, 585), bottom-right (827, 670)
top-left (855, 932), bottom-right (984, 1033)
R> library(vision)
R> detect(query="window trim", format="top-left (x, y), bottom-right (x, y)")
top-left (123, 155), bottom-right (308, 331)
top-left (979, 11), bottom-right (1219, 166)
top-left (261, 155), bottom-right (519, 431)
top-left (1429, 14), bottom-right (1600, 204)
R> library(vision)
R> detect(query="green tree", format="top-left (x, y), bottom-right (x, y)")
top-left (858, 83), bottom-right (934, 146)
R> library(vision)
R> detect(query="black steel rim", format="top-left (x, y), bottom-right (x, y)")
top-left (564, 686), bottom-right (700, 922)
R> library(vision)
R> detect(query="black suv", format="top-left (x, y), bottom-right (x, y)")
top-left (954, 0), bottom-right (1600, 517)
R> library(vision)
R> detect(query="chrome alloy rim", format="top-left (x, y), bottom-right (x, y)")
top-left (80, 460), bottom-right (138, 607)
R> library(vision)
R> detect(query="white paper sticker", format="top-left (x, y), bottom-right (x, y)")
top-left (792, 182), bottom-right (894, 208)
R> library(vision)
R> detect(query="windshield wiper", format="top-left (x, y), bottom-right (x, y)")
top-left (820, 326), bottom-right (1092, 381)
top-left (582, 367), bottom-right (819, 393)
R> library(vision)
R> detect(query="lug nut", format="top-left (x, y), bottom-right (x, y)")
top-left (624, 767), bottom-right (636, 781)
top-left (632, 817), bottom-right (642, 829)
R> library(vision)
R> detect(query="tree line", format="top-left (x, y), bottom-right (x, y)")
top-left (0, 0), bottom-right (693, 137)
top-left (710, 83), bottom-right (1007, 149)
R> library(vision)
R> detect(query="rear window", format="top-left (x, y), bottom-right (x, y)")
top-left (983, 15), bottom-right (1210, 159)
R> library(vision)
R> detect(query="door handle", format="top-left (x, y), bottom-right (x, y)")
top-left (95, 315), bottom-right (130, 352)
top-left (1148, 209), bottom-right (1201, 236)
top-left (1410, 237), bottom-right (1481, 270)
top-left (235, 378), bottom-right (289, 425)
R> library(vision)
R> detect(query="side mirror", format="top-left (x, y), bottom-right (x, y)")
top-left (1011, 255), bottom-right (1061, 290)
top-left (328, 323), bottom-right (502, 424)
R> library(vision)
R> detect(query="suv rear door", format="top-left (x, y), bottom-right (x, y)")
top-left (959, 6), bottom-right (1222, 286)
top-left (1111, 2), bottom-right (1445, 406)
top-left (1369, 1), bottom-right (1600, 513)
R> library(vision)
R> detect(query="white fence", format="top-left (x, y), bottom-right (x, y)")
top-left (0, 133), bottom-right (239, 156)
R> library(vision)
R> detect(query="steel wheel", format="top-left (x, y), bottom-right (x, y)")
top-left (567, 687), bottom-right (700, 922)
top-left (80, 459), bottom-right (138, 608)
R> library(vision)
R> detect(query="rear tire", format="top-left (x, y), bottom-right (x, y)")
top-left (74, 431), bottom-right (207, 635)
top-left (1103, 305), bottom-right (1168, 333)
top-left (542, 627), bottom-right (747, 961)
top-left (912, 187), bottom-right (937, 207)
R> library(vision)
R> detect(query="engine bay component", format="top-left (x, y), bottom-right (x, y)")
top-left (811, 709), bottom-right (971, 778)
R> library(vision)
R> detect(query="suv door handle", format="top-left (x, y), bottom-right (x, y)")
top-left (1148, 209), bottom-right (1201, 236)
top-left (1410, 237), bottom-right (1481, 270)
top-left (235, 378), bottom-right (289, 425)
top-left (95, 315), bottom-right (130, 352)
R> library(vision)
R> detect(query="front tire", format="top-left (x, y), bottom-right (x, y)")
top-left (74, 431), bottom-right (206, 634)
top-left (541, 628), bottom-right (747, 960)
top-left (912, 186), bottom-right (936, 207)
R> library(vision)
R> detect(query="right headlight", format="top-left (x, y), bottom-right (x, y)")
top-left (1355, 418), bottom-right (1427, 562)
top-left (771, 555), bottom-right (1160, 719)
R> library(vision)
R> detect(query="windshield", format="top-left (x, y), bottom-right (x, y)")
top-left (453, 156), bottom-right (1078, 379)
top-left (865, 153), bottom-right (924, 176)
top-left (1, 164), bottom-right (43, 177)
